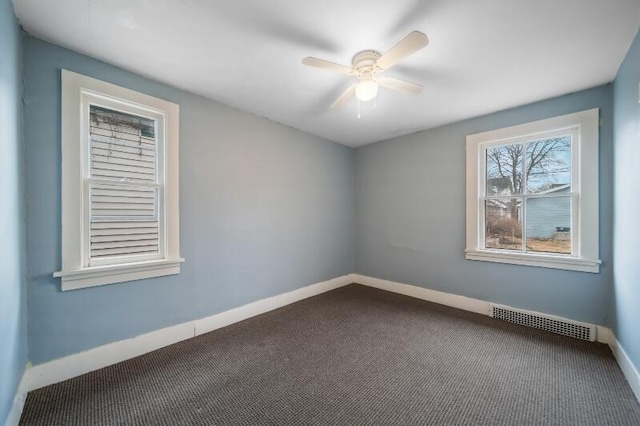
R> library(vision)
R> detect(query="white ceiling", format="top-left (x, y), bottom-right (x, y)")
top-left (13, 0), bottom-right (640, 147)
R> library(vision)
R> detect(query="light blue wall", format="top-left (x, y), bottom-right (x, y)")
top-left (354, 86), bottom-right (613, 324)
top-left (612, 29), bottom-right (640, 372)
top-left (23, 37), bottom-right (354, 365)
top-left (17, 23), bottom-right (637, 374)
top-left (0, 0), bottom-right (27, 423)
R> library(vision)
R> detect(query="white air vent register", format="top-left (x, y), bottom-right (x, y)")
top-left (490, 304), bottom-right (596, 342)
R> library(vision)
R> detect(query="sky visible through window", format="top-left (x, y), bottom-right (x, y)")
top-left (486, 135), bottom-right (571, 196)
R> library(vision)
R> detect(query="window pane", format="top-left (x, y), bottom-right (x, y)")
top-left (91, 105), bottom-right (155, 138)
top-left (485, 198), bottom-right (522, 250)
top-left (525, 136), bottom-right (571, 194)
top-left (525, 196), bottom-right (571, 254)
top-left (90, 182), bottom-right (158, 221)
top-left (486, 144), bottom-right (523, 195)
top-left (88, 105), bottom-right (160, 263)
top-left (90, 105), bottom-right (157, 184)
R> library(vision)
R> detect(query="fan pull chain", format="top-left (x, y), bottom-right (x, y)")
top-left (357, 100), bottom-right (361, 119)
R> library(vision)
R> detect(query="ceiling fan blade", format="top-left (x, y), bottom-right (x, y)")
top-left (302, 57), bottom-right (353, 75)
top-left (376, 31), bottom-right (429, 70)
top-left (331, 83), bottom-right (357, 108)
top-left (377, 77), bottom-right (423, 94)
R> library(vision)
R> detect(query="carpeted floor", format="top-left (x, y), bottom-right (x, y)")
top-left (21, 284), bottom-right (640, 425)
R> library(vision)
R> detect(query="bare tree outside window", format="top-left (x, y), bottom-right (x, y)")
top-left (484, 136), bottom-right (572, 254)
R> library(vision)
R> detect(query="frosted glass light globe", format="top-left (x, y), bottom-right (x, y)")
top-left (355, 80), bottom-right (378, 102)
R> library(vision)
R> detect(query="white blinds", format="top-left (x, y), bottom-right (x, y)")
top-left (89, 105), bottom-right (160, 262)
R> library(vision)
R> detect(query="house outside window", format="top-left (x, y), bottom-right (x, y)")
top-left (465, 109), bottom-right (600, 273)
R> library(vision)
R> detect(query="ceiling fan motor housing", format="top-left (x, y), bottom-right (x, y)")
top-left (352, 50), bottom-right (381, 80)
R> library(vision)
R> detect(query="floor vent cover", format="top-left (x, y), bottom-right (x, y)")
top-left (490, 305), bottom-right (595, 341)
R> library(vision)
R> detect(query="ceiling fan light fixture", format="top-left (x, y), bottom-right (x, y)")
top-left (355, 80), bottom-right (378, 102)
top-left (302, 31), bottom-right (428, 108)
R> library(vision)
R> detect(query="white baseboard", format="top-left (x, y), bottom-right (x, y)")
top-left (27, 321), bottom-right (195, 391)
top-left (22, 272), bottom-right (640, 409)
top-left (27, 275), bottom-right (353, 391)
top-left (4, 367), bottom-right (29, 426)
top-left (195, 275), bottom-right (353, 335)
top-left (352, 274), bottom-right (640, 402)
top-left (596, 326), bottom-right (615, 346)
top-left (352, 274), bottom-right (491, 316)
top-left (608, 336), bottom-right (640, 403)
top-left (351, 274), bottom-right (610, 343)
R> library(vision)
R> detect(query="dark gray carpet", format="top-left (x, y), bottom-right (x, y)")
top-left (21, 284), bottom-right (640, 425)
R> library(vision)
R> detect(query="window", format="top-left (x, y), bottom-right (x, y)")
top-left (465, 109), bottom-right (600, 273)
top-left (54, 70), bottom-right (182, 290)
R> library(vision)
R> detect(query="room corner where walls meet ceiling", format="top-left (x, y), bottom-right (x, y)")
top-left (12, 0), bottom-right (640, 147)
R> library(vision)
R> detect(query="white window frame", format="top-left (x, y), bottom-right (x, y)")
top-left (465, 109), bottom-right (601, 273)
top-left (54, 70), bottom-right (183, 290)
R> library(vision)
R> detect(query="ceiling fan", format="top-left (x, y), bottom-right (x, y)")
top-left (302, 31), bottom-right (429, 109)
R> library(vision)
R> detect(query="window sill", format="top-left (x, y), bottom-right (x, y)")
top-left (54, 258), bottom-right (185, 291)
top-left (465, 249), bottom-right (600, 273)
